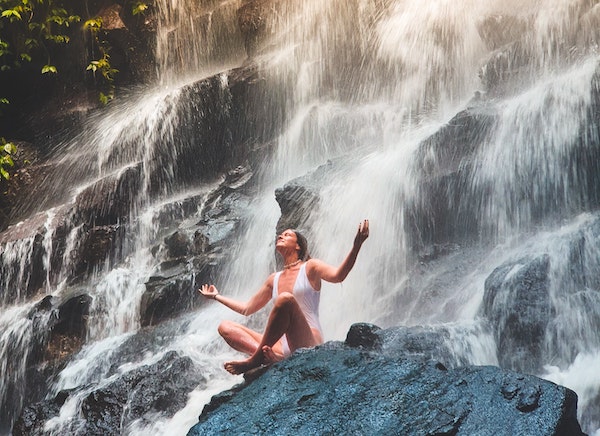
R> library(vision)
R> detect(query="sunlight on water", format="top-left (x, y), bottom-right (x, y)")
top-left (543, 351), bottom-right (600, 432)
top-left (0, 306), bottom-right (35, 427)
top-left (470, 58), bottom-right (598, 240)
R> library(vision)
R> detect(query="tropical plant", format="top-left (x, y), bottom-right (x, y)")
top-left (0, 0), bottom-right (80, 75)
top-left (0, 138), bottom-right (16, 180)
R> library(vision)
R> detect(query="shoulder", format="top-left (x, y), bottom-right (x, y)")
top-left (266, 272), bottom-right (277, 285)
top-left (259, 272), bottom-right (276, 292)
top-left (304, 258), bottom-right (325, 276)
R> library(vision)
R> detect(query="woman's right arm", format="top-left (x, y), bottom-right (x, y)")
top-left (199, 274), bottom-right (274, 316)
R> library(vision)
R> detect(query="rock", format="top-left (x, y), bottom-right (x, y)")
top-left (344, 322), bottom-right (382, 349)
top-left (15, 350), bottom-right (207, 436)
top-left (73, 165), bottom-right (141, 227)
top-left (407, 106), bottom-right (496, 251)
top-left (140, 273), bottom-right (198, 327)
top-left (140, 166), bottom-right (254, 327)
top-left (274, 161), bottom-right (335, 234)
top-left (188, 325), bottom-right (584, 436)
top-left (237, 0), bottom-right (273, 57)
top-left (482, 255), bottom-right (553, 374)
top-left (477, 15), bottom-right (527, 51)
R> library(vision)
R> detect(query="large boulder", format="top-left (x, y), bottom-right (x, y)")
top-left (13, 350), bottom-right (206, 436)
top-left (188, 323), bottom-right (584, 435)
top-left (482, 255), bottom-right (553, 374)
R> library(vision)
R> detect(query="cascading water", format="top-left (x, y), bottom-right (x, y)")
top-left (1, 0), bottom-right (600, 434)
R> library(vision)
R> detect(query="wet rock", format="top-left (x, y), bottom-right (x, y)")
top-left (345, 322), bottom-right (382, 350)
top-left (74, 165), bottom-right (141, 227)
top-left (477, 14), bottom-right (527, 51)
top-left (141, 273), bottom-right (196, 327)
top-left (15, 350), bottom-right (207, 436)
top-left (75, 224), bottom-right (124, 278)
top-left (482, 255), bottom-right (553, 374)
top-left (189, 325), bottom-right (584, 436)
top-left (274, 161), bottom-right (335, 234)
top-left (55, 294), bottom-right (91, 335)
top-left (407, 107), bottom-right (496, 251)
top-left (163, 231), bottom-right (192, 259)
top-left (237, 0), bottom-right (274, 57)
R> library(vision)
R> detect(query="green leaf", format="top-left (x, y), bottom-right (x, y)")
top-left (83, 17), bottom-right (102, 30)
top-left (4, 142), bottom-right (16, 154)
top-left (20, 53), bottom-right (32, 61)
top-left (41, 64), bottom-right (57, 74)
top-left (1, 154), bottom-right (14, 167)
top-left (1, 167), bottom-right (9, 180)
top-left (1, 9), bottom-right (22, 20)
top-left (0, 98), bottom-right (9, 105)
top-left (99, 92), bottom-right (109, 105)
top-left (133, 2), bottom-right (148, 15)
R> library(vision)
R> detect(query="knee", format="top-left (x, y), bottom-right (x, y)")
top-left (273, 292), bottom-right (297, 309)
top-left (218, 320), bottom-right (236, 339)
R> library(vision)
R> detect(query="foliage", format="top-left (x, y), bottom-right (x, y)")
top-left (0, 138), bottom-right (16, 180)
top-left (0, 0), bottom-right (80, 74)
top-left (84, 16), bottom-right (118, 104)
top-left (132, 1), bottom-right (148, 16)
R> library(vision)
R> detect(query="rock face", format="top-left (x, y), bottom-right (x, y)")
top-left (188, 324), bottom-right (584, 436)
top-left (13, 350), bottom-right (206, 436)
top-left (482, 255), bottom-right (553, 374)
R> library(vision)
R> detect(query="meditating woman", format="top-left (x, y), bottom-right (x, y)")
top-left (199, 219), bottom-right (369, 374)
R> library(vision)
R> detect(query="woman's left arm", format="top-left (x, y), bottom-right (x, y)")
top-left (308, 219), bottom-right (369, 284)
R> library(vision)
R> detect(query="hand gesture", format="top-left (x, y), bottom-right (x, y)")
top-left (354, 219), bottom-right (370, 247)
top-left (199, 284), bottom-right (219, 300)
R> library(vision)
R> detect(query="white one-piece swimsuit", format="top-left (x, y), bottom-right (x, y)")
top-left (272, 263), bottom-right (323, 356)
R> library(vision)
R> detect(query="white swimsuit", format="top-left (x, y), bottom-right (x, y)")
top-left (272, 263), bottom-right (323, 356)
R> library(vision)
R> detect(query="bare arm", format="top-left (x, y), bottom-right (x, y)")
top-left (199, 274), bottom-right (274, 316)
top-left (308, 219), bottom-right (370, 284)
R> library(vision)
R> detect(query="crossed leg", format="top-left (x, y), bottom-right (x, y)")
top-left (218, 320), bottom-right (285, 362)
top-left (223, 292), bottom-right (319, 374)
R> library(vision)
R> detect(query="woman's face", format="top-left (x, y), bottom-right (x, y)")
top-left (276, 229), bottom-right (300, 254)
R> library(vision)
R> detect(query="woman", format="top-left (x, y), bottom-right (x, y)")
top-left (199, 219), bottom-right (369, 374)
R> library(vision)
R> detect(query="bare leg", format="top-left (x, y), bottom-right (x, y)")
top-left (218, 320), bottom-right (262, 355)
top-left (224, 292), bottom-right (318, 374)
top-left (218, 320), bottom-right (286, 361)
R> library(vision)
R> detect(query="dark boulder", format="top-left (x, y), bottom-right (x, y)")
top-left (140, 166), bottom-right (254, 327)
top-left (482, 254), bottom-right (553, 374)
top-left (407, 106), bottom-right (496, 251)
top-left (15, 350), bottom-right (207, 436)
top-left (188, 324), bottom-right (584, 436)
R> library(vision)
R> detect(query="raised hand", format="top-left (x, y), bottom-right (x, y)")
top-left (199, 284), bottom-right (219, 300)
top-left (354, 219), bottom-right (370, 247)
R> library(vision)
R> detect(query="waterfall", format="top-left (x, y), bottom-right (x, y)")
top-left (1, 0), bottom-right (600, 434)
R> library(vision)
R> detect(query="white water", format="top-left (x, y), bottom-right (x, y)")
top-left (1, 0), bottom-right (599, 434)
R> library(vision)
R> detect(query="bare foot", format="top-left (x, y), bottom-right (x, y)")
top-left (262, 345), bottom-right (284, 364)
top-left (224, 353), bottom-right (264, 375)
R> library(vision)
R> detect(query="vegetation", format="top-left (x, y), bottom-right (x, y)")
top-left (0, 0), bottom-right (80, 75)
top-left (0, 0), bottom-right (151, 177)
top-left (0, 138), bottom-right (15, 180)
top-left (84, 16), bottom-right (118, 105)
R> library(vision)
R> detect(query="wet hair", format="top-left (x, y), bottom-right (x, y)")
top-left (292, 230), bottom-right (310, 261)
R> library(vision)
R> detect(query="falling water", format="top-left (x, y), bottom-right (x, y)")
top-left (1, 0), bottom-right (600, 434)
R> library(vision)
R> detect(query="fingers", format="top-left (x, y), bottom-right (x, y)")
top-left (358, 219), bottom-right (369, 238)
top-left (198, 284), bottom-right (216, 296)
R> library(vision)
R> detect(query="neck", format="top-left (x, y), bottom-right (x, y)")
top-left (283, 259), bottom-right (301, 269)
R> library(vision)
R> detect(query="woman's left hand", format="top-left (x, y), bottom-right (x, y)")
top-left (354, 219), bottom-right (369, 246)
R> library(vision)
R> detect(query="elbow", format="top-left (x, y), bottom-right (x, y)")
top-left (240, 306), bottom-right (254, 316)
top-left (330, 274), bottom-right (347, 284)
